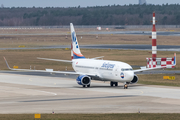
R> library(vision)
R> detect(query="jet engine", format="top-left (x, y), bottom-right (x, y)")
top-left (76, 75), bottom-right (91, 86)
top-left (130, 74), bottom-right (138, 84)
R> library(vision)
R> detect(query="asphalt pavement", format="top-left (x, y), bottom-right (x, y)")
top-left (0, 72), bottom-right (180, 113)
top-left (0, 44), bottom-right (180, 51)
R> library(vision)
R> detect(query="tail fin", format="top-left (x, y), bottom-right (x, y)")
top-left (70, 23), bottom-right (85, 59)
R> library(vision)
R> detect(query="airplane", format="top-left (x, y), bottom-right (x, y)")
top-left (4, 23), bottom-right (176, 89)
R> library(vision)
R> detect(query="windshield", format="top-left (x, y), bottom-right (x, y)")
top-left (121, 68), bottom-right (133, 71)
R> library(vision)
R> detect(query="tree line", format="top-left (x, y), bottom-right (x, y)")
top-left (0, 4), bottom-right (180, 26)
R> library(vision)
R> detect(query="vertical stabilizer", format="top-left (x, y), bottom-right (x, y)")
top-left (70, 23), bottom-right (85, 59)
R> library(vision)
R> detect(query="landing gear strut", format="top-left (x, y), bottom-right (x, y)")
top-left (110, 81), bottom-right (118, 87)
top-left (110, 82), bottom-right (114, 87)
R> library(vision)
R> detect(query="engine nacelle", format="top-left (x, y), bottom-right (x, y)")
top-left (76, 75), bottom-right (91, 86)
top-left (130, 74), bottom-right (138, 84)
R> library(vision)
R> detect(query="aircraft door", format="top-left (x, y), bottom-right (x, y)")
top-left (114, 66), bottom-right (119, 77)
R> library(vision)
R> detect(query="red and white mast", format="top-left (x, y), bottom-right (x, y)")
top-left (152, 12), bottom-right (157, 58)
top-left (146, 12), bottom-right (176, 69)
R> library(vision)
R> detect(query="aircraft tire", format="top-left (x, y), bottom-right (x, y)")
top-left (110, 82), bottom-right (114, 87)
top-left (124, 84), bottom-right (128, 89)
top-left (87, 84), bottom-right (90, 87)
top-left (115, 82), bottom-right (118, 86)
top-left (83, 85), bottom-right (86, 88)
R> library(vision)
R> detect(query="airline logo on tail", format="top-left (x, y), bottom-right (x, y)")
top-left (72, 32), bottom-right (76, 42)
top-left (72, 31), bottom-right (79, 48)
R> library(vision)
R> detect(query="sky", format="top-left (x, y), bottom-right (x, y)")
top-left (0, 0), bottom-right (180, 8)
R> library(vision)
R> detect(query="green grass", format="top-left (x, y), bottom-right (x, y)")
top-left (138, 74), bottom-right (180, 87)
top-left (0, 114), bottom-right (179, 120)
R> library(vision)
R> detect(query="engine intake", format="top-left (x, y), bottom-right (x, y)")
top-left (76, 75), bottom-right (91, 85)
top-left (130, 74), bottom-right (138, 84)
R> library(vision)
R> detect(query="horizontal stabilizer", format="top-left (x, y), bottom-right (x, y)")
top-left (91, 56), bottom-right (104, 60)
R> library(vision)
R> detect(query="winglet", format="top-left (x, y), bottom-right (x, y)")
top-left (3, 57), bottom-right (11, 69)
top-left (174, 53), bottom-right (176, 65)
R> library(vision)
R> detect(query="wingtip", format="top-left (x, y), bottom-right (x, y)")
top-left (3, 56), bottom-right (11, 69)
top-left (37, 57), bottom-right (47, 59)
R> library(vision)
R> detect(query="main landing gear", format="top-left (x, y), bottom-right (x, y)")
top-left (83, 84), bottom-right (91, 88)
top-left (110, 81), bottom-right (129, 89)
top-left (110, 81), bottom-right (118, 87)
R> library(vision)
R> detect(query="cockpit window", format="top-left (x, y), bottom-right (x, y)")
top-left (121, 68), bottom-right (133, 71)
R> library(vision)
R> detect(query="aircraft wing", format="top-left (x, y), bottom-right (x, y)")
top-left (4, 57), bottom-right (96, 76)
top-left (133, 66), bottom-right (166, 73)
top-left (37, 57), bottom-right (72, 63)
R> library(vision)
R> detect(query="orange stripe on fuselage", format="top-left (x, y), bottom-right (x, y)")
top-left (73, 51), bottom-right (84, 57)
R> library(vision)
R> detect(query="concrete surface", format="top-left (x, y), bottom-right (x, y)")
top-left (0, 72), bottom-right (180, 113)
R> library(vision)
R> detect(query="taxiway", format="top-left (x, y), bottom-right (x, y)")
top-left (0, 44), bottom-right (180, 51)
top-left (0, 72), bottom-right (180, 113)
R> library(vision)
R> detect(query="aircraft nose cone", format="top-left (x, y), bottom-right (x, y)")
top-left (125, 71), bottom-right (134, 80)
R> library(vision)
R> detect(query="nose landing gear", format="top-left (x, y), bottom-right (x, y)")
top-left (124, 84), bottom-right (128, 89)
top-left (124, 82), bottom-right (130, 89)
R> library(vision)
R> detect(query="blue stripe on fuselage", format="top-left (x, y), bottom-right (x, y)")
top-left (73, 54), bottom-right (85, 59)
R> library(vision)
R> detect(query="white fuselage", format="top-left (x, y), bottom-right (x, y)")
top-left (72, 59), bottom-right (134, 83)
